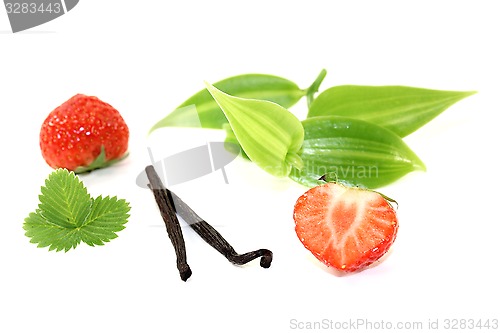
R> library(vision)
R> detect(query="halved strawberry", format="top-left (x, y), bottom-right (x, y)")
top-left (293, 182), bottom-right (398, 273)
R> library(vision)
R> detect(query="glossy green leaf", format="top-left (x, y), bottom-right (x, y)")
top-left (289, 116), bottom-right (426, 188)
top-left (308, 85), bottom-right (476, 137)
top-left (206, 82), bottom-right (304, 177)
top-left (150, 74), bottom-right (306, 133)
top-left (223, 124), bottom-right (249, 160)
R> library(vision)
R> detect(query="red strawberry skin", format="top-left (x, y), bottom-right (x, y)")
top-left (293, 183), bottom-right (398, 273)
top-left (40, 94), bottom-right (129, 171)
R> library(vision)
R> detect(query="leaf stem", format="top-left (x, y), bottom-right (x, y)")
top-left (306, 69), bottom-right (327, 108)
top-left (286, 152), bottom-right (304, 171)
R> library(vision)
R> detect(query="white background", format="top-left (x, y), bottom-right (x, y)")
top-left (1, 1), bottom-right (499, 332)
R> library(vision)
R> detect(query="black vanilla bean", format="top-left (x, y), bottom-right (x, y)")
top-left (185, 217), bottom-right (273, 268)
top-left (167, 185), bottom-right (273, 269)
top-left (146, 166), bottom-right (192, 281)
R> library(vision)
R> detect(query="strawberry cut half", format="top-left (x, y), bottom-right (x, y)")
top-left (293, 182), bottom-right (398, 273)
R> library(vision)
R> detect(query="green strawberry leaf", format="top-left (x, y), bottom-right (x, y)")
top-left (23, 169), bottom-right (130, 252)
top-left (38, 168), bottom-right (91, 228)
top-left (80, 195), bottom-right (129, 246)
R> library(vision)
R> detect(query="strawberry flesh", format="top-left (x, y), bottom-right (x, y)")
top-left (293, 183), bottom-right (398, 273)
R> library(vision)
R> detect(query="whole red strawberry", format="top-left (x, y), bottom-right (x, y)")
top-left (293, 182), bottom-right (398, 273)
top-left (40, 94), bottom-right (129, 173)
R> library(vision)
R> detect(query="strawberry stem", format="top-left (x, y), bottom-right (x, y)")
top-left (74, 146), bottom-right (128, 174)
top-left (373, 191), bottom-right (399, 208)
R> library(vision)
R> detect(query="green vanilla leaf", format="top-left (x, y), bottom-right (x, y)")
top-left (289, 116), bottom-right (426, 189)
top-left (308, 85), bottom-right (476, 137)
top-left (205, 82), bottom-right (304, 177)
top-left (150, 74), bottom-right (307, 132)
top-left (23, 169), bottom-right (130, 252)
top-left (223, 124), bottom-right (249, 160)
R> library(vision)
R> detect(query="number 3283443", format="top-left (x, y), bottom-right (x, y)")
top-left (5, 2), bottom-right (62, 14)
top-left (443, 319), bottom-right (498, 330)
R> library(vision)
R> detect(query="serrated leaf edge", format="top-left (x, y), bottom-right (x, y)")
top-left (23, 169), bottom-right (130, 252)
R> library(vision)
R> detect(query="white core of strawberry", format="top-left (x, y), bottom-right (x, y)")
top-left (321, 185), bottom-right (391, 265)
